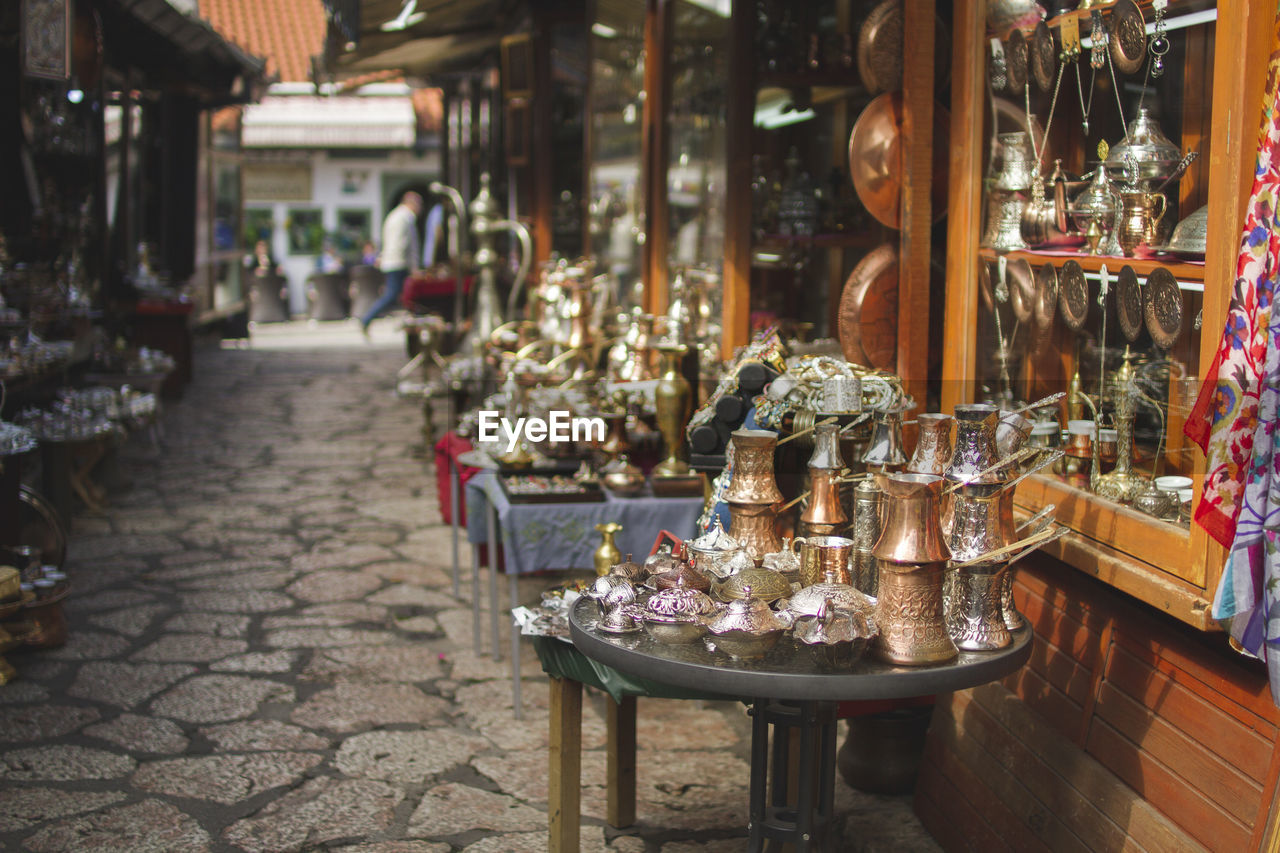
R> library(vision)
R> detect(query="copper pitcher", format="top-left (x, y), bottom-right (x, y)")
top-left (1116, 190), bottom-right (1168, 258)
top-left (906, 413), bottom-right (952, 476)
top-left (800, 423), bottom-right (847, 537)
top-left (871, 473), bottom-right (956, 665)
top-left (724, 429), bottom-right (784, 504)
top-left (793, 534), bottom-right (855, 588)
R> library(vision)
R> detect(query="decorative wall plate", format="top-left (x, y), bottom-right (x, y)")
top-left (1144, 266), bottom-right (1184, 349)
top-left (848, 93), bottom-right (950, 229)
top-left (1033, 263), bottom-right (1058, 329)
top-left (1008, 257), bottom-right (1035, 324)
top-left (1031, 21), bottom-right (1056, 91)
top-left (838, 244), bottom-right (900, 370)
top-left (1109, 0), bottom-right (1147, 75)
top-left (1005, 27), bottom-right (1028, 92)
top-left (1116, 265), bottom-right (1143, 342)
top-left (1058, 259), bottom-right (1089, 331)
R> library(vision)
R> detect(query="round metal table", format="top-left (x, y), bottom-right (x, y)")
top-left (569, 597), bottom-right (1032, 852)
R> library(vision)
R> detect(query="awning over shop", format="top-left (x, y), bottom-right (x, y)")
top-left (316, 0), bottom-right (515, 79)
top-left (101, 0), bottom-right (267, 103)
top-left (241, 94), bottom-right (416, 148)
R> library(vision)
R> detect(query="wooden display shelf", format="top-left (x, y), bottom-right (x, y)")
top-left (977, 247), bottom-right (1206, 283)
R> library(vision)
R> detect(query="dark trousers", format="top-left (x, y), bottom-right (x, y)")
top-left (361, 268), bottom-right (408, 328)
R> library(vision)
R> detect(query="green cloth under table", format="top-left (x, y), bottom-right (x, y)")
top-left (532, 635), bottom-right (737, 703)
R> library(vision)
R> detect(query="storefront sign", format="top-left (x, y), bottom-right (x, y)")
top-left (243, 163), bottom-right (312, 202)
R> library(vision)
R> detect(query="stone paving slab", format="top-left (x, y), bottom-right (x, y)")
top-left (0, 320), bottom-right (941, 852)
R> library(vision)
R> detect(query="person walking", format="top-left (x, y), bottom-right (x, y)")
top-left (361, 191), bottom-right (423, 336)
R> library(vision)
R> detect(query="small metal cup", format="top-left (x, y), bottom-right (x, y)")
top-left (793, 535), bottom-right (855, 588)
top-left (819, 375), bottom-right (862, 414)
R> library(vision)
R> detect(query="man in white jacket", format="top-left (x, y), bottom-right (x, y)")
top-left (361, 191), bottom-right (423, 335)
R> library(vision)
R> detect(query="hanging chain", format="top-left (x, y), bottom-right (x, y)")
top-left (1150, 0), bottom-right (1170, 77)
top-left (1090, 10), bottom-right (1106, 69)
top-left (1026, 60), bottom-right (1067, 205)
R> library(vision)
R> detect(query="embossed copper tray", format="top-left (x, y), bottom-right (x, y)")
top-left (1109, 0), bottom-right (1147, 76)
top-left (1116, 265), bottom-right (1143, 342)
top-left (1144, 266), bottom-right (1184, 349)
top-left (1058, 259), bottom-right (1089, 332)
top-left (838, 244), bottom-right (899, 370)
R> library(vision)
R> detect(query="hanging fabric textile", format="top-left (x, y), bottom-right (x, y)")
top-left (1184, 8), bottom-right (1280, 704)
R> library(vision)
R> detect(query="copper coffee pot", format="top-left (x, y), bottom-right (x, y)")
top-left (906, 413), bottom-right (952, 476)
top-left (800, 422), bottom-right (847, 537)
top-left (871, 473), bottom-right (956, 665)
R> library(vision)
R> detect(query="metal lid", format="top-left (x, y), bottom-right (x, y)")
top-left (716, 566), bottom-right (792, 603)
top-left (645, 578), bottom-right (718, 618)
top-left (705, 586), bottom-right (790, 636)
top-left (785, 569), bottom-right (875, 618)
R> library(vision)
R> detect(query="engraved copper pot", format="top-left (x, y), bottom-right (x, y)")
top-left (728, 501), bottom-right (782, 559)
top-left (724, 429), bottom-right (784, 504)
top-left (949, 562), bottom-right (1012, 651)
top-left (945, 404), bottom-right (1002, 485)
top-left (653, 343), bottom-right (692, 478)
top-left (945, 483), bottom-right (1010, 564)
top-left (850, 479), bottom-right (882, 596)
top-left (871, 473), bottom-right (956, 665)
top-left (996, 410), bottom-right (1032, 459)
top-left (906, 413), bottom-right (952, 476)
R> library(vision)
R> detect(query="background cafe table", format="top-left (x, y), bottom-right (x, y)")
top-left (568, 597), bottom-right (1032, 853)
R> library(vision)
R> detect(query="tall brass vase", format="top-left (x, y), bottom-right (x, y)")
top-left (593, 522), bottom-right (623, 577)
top-left (653, 344), bottom-right (692, 478)
top-left (872, 473), bottom-right (956, 665)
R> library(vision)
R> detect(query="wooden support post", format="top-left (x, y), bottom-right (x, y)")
top-left (607, 694), bottom-right (637, 827)
top-left (549, 676), bottom-right (583, 853)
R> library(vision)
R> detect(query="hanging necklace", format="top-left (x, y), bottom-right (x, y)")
top-left (1026, 59), bottom-right (1066, 206)
top-left (1149, 0), bottom-right (1170, 78)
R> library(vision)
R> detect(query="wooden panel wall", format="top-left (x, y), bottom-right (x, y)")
top-left (916, 552), bottom-right (1280, 852)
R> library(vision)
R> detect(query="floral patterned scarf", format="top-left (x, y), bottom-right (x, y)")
top-left (1185, 11), bottom-right (1280, 704)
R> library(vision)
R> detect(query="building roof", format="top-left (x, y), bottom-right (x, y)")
top-left (241, 94), bottom-right (416, 148)
top-left (200, 0), bottom-right (327, 83)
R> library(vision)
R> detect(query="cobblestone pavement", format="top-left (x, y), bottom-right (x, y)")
top-left (0, 319), bottom-right (940, 852)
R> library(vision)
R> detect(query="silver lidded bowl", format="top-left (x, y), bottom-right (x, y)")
top-left (644, 576), bottom-right (718, 620)
top-left (762, 536), bottom-right (802, 583)
top-left (1157, 204), bottom-right (1208, 260)
top-left (714, 565), bottom-right (793, 604)
top-left (1102, 107), bottom-right (1183, 187)
top-left (685, 517), bottom-right (742, 580)
top-left (782, 569), bottom-right (876, 620)
top-left (609, 553), bottom-right (647, 583)
top-left (643, 544), bottom-right (682, 577)
top-left (705, 585), bottom-right (791, 660)
top-left (792, 597), bottom-right (879, 667)
top-left (595, 604), bottom-right (642, 635)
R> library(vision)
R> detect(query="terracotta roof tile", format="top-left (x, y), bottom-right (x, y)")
top-left (200, 0), bottom-right (327, 84)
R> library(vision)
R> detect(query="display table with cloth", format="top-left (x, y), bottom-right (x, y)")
top-left (568, 597), bottom-right (1032, 852)
top-left (463, 470), bottom-right (702, 715)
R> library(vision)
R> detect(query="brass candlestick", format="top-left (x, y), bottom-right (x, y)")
top-left (653, 343), bottom-right (692, 478)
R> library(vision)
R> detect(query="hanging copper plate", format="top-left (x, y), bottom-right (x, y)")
top-left (1031, 21), bottom-right (1056, 91)
top-left (978, 258), bottom-right (995, 314)
top-left (838, 244), bottom-right (899, 370)
top-left (1116, 265), bottom-right (1143, 342)
top-left (1058, 259), bottom-right (1089, 332)
top-left (1005, 28), bottom-right (1028, 92)
top-left (1033, 263), bottom-right (1058, 329)
top-left (1109, 0), bottom-right (1147, 76)
top-left (1008, 257), bottom-right (1035, 324)
top-left (857, 0), bottom-right (951, 95)
top-left (1144, 266), bottom-right (1184, 349)
top-left (848, 93), bottom-right (951, 230)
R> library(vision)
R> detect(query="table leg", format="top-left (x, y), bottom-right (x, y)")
top-left (749, 699), bottom-right (769, 853)
top-left (449, 457), bottom-right (460, 599)
top-left (471, 548), bottom-right (482, 652)
top-left (747, 700), bottom-right (837, 853)
top-left (510, 570), bottom-right (522, 720)
top-left (607, 695), bottom-right (637, 828)
top-left (548, 676), bottom-right (582, 853)
top-left (487, 499), bottom-right (501, 661)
